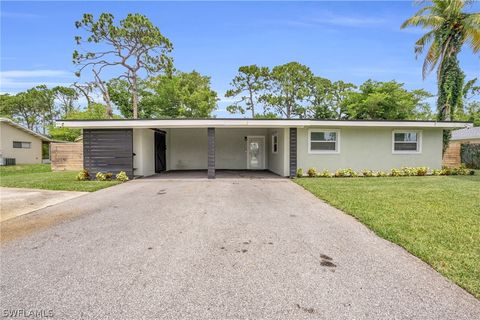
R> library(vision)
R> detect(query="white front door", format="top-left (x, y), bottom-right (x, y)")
top-left (247, 136), bottom-right (265, 170)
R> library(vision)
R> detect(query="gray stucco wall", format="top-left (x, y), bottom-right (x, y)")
top-left (296, 127), bottom-right (443, 172)
top-left (167, 128), bottom-right (271, 170)
top-left (168, 128), bottom-right (208, 170)
top-left (267, 128), bottom-right (288, 176)
top-left (133, 129), bottom-right (155, 177)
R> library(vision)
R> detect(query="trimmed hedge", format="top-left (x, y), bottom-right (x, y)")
top-left (296, 166), bottom-right (474, 178)
top-left (461, 143), bottom-right (480, 169)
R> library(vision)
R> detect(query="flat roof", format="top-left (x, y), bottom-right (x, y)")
top-left (56, 118), bottom-right (472, 129)
top-left (1, 118), bottom-right (52, 142)
top-left (451, 126), bottom-right (480, 140)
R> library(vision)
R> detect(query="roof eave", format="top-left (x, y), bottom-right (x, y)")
top-left (55, 119), bottom-right (472, 130)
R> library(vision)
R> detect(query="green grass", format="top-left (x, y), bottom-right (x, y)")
top-left (0, 164), bottom-right (120, 192)
top-left (295, 175), bottom-right (480, 298)
top-left (0, 164), bottom-right (51, 176)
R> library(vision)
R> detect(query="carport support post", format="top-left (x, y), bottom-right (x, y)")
top-left (289, 128), bottom-right (297, 178)
top-left (208, 127), bottom-right (215, 179)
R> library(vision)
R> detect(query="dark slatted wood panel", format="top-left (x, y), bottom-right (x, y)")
top-left (207, 127), bottom-right (215, 179)
top-left (289, 128), bottom-right (297, 178)
top-left (83, 129), bottom-right (133, 178)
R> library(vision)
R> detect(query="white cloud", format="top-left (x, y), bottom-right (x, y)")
top-left (269, 11), bottom-right (388, 28)
top-left (311, 12), bottom-right (387, 27)
top-left (0, 69), bottom-right (75, 92)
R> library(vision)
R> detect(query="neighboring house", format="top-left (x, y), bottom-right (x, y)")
top-left (55, 119), bottom-right (470, 178)
top-left (443, 126), bottom-right (480, 168)
top-left (0, 118), bottom-right (52, 165)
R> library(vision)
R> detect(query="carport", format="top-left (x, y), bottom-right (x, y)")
top-left (62, 119), bottom-right (296, 179)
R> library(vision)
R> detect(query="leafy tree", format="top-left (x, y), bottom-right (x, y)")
top-left (107, 78), bottom-right (149, 118)
top-left (225, 65), bottom-right (270, 117)
top-left (52, 86), bottom-right (78, 116)
top-left (308, 78), bottom-right (356, 119)
top-left (401, 0), bottom-right (480, 121)
top-left (1, 86), bottom-right (55, 132)
top-left (463, 101), bottom-right (480, 126)
top-left (73, 82), bottom-right (95, 107)
top-left (307, 76), bottom-right (334, 118)
top-left (108, 71), bottom-right (218, 118)
top-left (459, 78), bottom-right (480, 117)
top-left (0, 94), bottom-right (15, 118)
top-left (253, 112), bottom-right (279, 119)
top-left (74, 13), bottom-right (173, 119)
top-left (48, 103), bottom-right (113, 141)
top-left (459, 78), bottom-right (480, 126)
top-left (145, 71), bottom-right (218, 118)
top-left (260, 62), bottom-right (314, 118)
top-left (342, 80), bottom-right (433, 120)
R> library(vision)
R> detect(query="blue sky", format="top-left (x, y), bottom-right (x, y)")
top-left (1, 1), bottom-right (479, 117)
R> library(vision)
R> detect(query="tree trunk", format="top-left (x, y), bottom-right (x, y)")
top-left (92, 70), bottom-right (113, 118)
top-left (437, 54), bottom-right (464, 154)
top-left (131, 75), bottom-right (139, 119)
top-left (248, 88), bottom-right (255, 118)
top-left (437, 55), bottom-right (464, 121)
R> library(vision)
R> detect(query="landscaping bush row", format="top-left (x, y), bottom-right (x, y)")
top-left (76, 169), bottom-right (129, 182)
top-left (296, 166), bottom-right (474, 178)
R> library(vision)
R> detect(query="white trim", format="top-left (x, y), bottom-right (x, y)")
top-left (271, 133), bottom-right (278, 154)
top-left (56, 119), bottom-right (471, 129)
top-left (247, 136), bottom-right (266, 170)
top-left (392, 130), bottom-right (422, 154)
top-left (308, 129), bottom-right (340, 154)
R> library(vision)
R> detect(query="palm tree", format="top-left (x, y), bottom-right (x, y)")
top-left (401, 0), bottom-right (480, 121)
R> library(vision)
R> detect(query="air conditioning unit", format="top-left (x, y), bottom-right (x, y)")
top-left (1, 158), bottom-right (16, 166)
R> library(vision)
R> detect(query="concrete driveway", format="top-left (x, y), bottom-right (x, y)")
top-left (0, 187), bottom-right (87, 222)
top-left (1, 177), bottom-right (479, 319)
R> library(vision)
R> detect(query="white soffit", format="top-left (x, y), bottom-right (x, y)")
top-left (56, 119), bottom-right (472, 129)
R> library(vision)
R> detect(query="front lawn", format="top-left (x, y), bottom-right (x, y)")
top-left (295, 175), bottom-right (480, 298)
top-left (0, 164), bottom-right (120, 192)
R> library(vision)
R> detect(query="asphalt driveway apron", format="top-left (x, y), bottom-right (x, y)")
top-left (1, 177), bottom-right (479, 319)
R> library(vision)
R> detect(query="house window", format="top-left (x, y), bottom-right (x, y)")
top-left (392, 131), bottom-right (421, 153)
top-left (308, 129), bottom-right (340, 153)
top-left (13, 141), bottom-right (31, 149)
top-left (272, 134), bottom-right (278, 153)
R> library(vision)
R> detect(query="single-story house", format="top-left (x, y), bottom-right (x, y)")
top-left (0, 118), bottom-right (52, 165)
top-left (443, 126), bottom-right (480, 167)
top-left (55, 119), bottom-right (470, 178)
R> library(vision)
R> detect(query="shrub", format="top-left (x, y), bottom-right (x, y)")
top-left (401, 167), bottom-right (417, 176)
top-left (76, 169), bottom-right (89, 181)
top-left (96, 172), bottom-right (107, 181)
top-left (307, 167), bottom-right (317, 177)
top-left (334, 169), bottom-right (345, 177)
top-left (319, 169), bottom-right (332, 178)
top-left (105, 172), bottom-right (113, 180)
top-left (441, 167), bottom-right (453, 176)
top-left (296, 168), bottom-right (304, 178)
top-left (456, 164), bottom-right (471, 176)
top-left (335, 168), bottom-right (358, 177)
top-left (416, 167), bottom-right (428, 176)
top-left (116, 171), bottom-right (129, 182)
top-left (376, 171), bottom-right (388, 177)
top-left (390, 168), bottom-right (403, 177)
top-left (432, 169), bottom-right (443, 176)
top-left (362, 169), bottom-right (375, 177)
